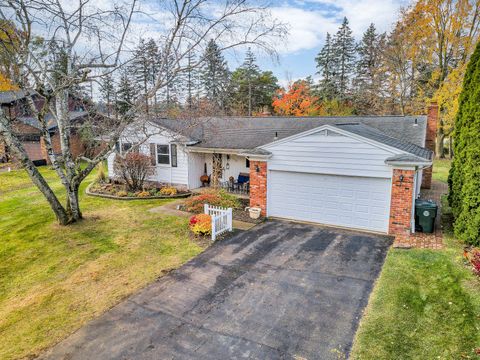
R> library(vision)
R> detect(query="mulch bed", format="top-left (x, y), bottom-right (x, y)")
top-left (178, 198), bottom-right (264, 224)
top-left (87, 182), bottom-right (191, 200)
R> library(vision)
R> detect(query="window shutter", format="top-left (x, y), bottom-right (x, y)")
top-left (171, 144), bottom-right (178, 167)
top-left (149, 144), bottom-right (156, 165)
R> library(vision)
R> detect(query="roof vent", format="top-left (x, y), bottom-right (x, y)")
top-left (274, 131), bottom-right (278, 140)
top-left (413, 118), bottom-right (418, 126)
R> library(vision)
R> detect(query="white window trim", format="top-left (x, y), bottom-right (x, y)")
top-left (155, 144), bottom-right (171, 167)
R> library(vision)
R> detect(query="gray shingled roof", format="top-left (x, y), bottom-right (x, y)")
top-left (385, 154), bottom-right (433, 163)
top-left (334, 123), bottom-right (433, 160)
top-left (0, 90), bottom-right (31, 104)
top-left (151, 115), bottom-right (431, 159)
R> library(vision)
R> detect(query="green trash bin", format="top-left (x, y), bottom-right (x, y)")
top-left (415, 199), bottom-right (438, 233)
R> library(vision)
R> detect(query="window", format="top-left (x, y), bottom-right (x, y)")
top-left (156, 144), bottom-right (170, 164)
top-left (121, 142), bottom-right (132, 154)
top-left (171, 144), bottom-right (178, 167)
top-left (246, 158), bottom-right (250, 168)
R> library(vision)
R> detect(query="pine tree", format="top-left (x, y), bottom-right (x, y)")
top-left (315, 33), bottom-right (337, 99)
top-left (145, 39), bottom-right (159, 111)
top-left (354, 23), bottom-right (387, 114)
top-left (242, 48), bottom-right (260, 115)
top-left (185, 51), bottom-right (198, 109)
top-left (332, 17), bottom-right (356, 99)
top-left (448, 41), bottom-right (480, 246)
top-left (116, 69), bottom-right (136, 115)
top-left (131, 39), bottom-right (151, 113)
top-left (200, 39), bottom-right (230, 112)
top-left (100, 74), bottom-right (115, 117)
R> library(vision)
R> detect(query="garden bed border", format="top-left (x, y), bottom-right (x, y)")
top-left (86, 182), bottom-right (192, 200)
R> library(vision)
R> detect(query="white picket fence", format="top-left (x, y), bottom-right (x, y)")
top-left (204, 204), bottom-right (233, 241)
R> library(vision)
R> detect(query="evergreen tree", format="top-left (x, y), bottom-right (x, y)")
top-left (116, 69), bottom-right (136, 115)
top-left (332, 17), bottom-right (356, 99)
top-left (145, 39), bottom-right (159, 111)
top-left (242, 48), bottom-right (260, 115)
top-left (200, 39), bottom-right (230, 111)
top-left (131, 39), bottom-right (151, 113)
top-left (100, 74), bottom-right (115, 117)
top-left (185, 51), bottom-right (198, 109)
top-left (448, 41), bottom-right (480, 246)
top-left (315, 33), bottom-right (337, 99)
top-left (354, 23), bottom-right (387, 114)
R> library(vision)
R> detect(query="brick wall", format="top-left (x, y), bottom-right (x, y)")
top-left (249, 160), bottom-right (267, 216)
top-left (422, 103), bottom-right (438, 189)
top-left (42, 132), bottom-right (86, 163)
top-left (389, 169), bottom-right (415, 236)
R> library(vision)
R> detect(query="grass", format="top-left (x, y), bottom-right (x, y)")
top-left (351, 160), bottom-right (480, 360)
top-left (432, 158), bottom-right (451, 184)
top-left (0, 166), bottom-right (205, 360)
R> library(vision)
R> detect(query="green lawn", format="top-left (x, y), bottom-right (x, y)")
top-left (0, 167), bottom-right (204, 360)
top-left (432, 158), bottom-right (452, 184)
top-left (351, 159), bottom-right (480, 359)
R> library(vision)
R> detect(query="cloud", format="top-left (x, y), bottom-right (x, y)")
top-left (271, 0), bottom-right (409, 54)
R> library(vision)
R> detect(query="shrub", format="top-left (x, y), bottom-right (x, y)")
top-left (95, 162), bottom-right (107, 183)
top-left (116, 190), bottom-right (128, 197)
top-left (189, 214), bottom-right (212, 236)
top-left (449, 41), bottom-right (480, 246)
top-left (184, 189), bottom-right (240, 213)
top-left (160, 186), bottom-right (178, 196)
top-left (114, 153), bottom-right (154, 192)
top-left (137, 191), bottom-right (150, 198)
top-left (470, 249), bottom-right (480, 276)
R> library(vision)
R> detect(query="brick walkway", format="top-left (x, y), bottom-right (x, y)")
top-left (393, 180), bottom-right (448, 249)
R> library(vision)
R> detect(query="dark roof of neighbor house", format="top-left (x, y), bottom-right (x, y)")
top-left (17, 111), bottom-right (89, 131)
top-left (151, 115), bottom-right (432, 160)
top-left (0, 90), bottom-right (33, 104)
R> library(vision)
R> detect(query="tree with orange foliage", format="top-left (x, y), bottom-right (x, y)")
top-left (272, 80), bottom-right (320, 116)
top-left (0, 73), bottom-right (18, 91)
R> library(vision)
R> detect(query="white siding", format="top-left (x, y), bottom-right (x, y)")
top-left (265, 129), bottom-right (396, 178)
top-left (188, 152), bottom-right (205, 189)
top-left (106, 124), bottom-right (189, 186)
top-left (205, 154), bottom-right (249, 182)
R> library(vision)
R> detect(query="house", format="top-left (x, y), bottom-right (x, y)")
top-left (0, 90), bottom-right (93, 165)
top-left (108, 104), bottom-right (437, 238)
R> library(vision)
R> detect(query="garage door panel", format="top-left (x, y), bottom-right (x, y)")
top-left (268, 171), bottom-right (390, 233)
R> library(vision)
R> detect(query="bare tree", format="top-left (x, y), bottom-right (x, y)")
top-left (0, 0), bottom-right (286, 225)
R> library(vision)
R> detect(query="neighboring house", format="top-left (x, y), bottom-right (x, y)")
top-left (0, 90), bottom-right (92, 165)
top-left (108, 104), bottom-right (438, 238)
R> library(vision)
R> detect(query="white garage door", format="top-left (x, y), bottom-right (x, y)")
top-left (268, 171), bottom-right (391, 233)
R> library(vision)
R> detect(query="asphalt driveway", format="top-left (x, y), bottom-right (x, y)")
top-left (42, 220), bottom-right (393, 360)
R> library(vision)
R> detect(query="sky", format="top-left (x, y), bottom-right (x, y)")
top-left (257, 0), bottom-right (410, 86)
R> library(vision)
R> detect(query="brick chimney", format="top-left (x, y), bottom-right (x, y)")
top-left (421, 102), bottom-right (438, 189)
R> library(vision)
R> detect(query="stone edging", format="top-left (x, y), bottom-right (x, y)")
top-left (85, 182), bottom-right (192, 201)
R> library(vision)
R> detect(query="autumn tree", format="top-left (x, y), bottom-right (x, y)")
top-left (397, 0), bottom-right (480, 157)
top-left (272, 80), bottom-right (320, 116)
top-left (0, 0), bottom-right (286, 225)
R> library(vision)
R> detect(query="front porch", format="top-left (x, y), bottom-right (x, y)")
top-left (191, 182), bottom-right (250, 199)
top-left (188, 149), bottom-right (251, 199)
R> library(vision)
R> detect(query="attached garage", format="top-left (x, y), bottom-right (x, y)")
top-left (268, 171), bottom-right (391, 233)
top-left (259, 125), bottom-right (421, 234)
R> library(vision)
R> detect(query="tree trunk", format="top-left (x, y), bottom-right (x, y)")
top-left (66, 184), bottom-right (82, 222)
top-left (436, 126), bottom-right (445, 159)
top-left (0, 110), bottom-right (70, 225)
